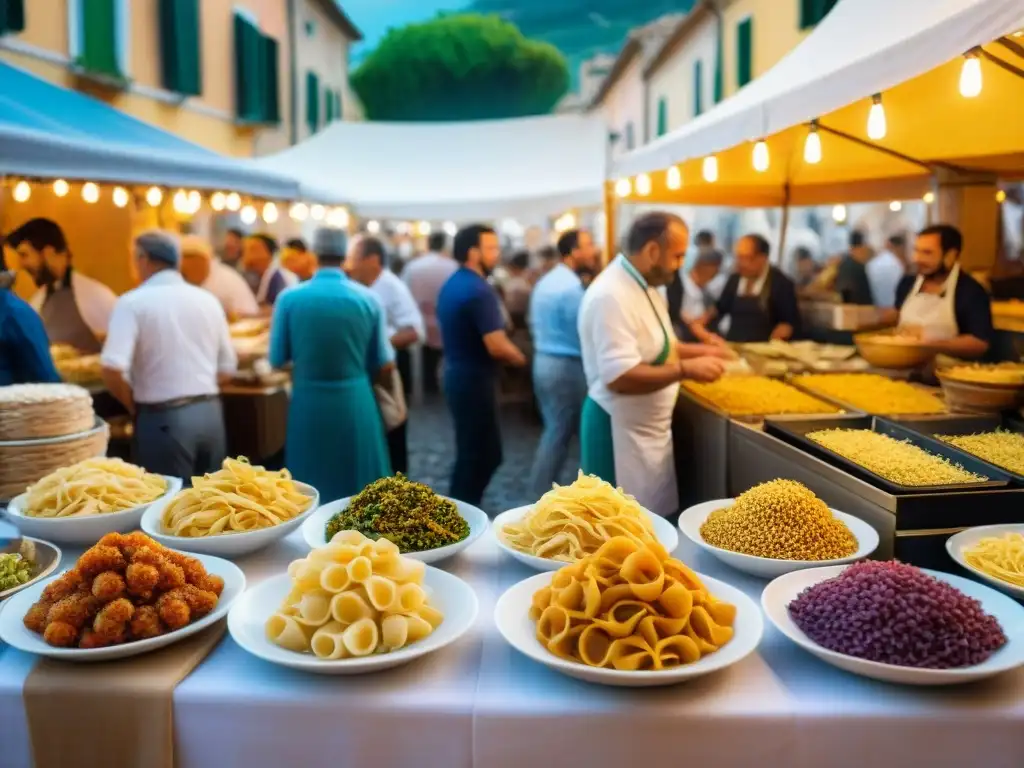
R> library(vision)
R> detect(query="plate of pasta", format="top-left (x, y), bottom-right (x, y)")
top-left (228, 530), bottom-right (479, 673)
top-left (3, 458), bottom-right (181, 546)
top-left (494, 536), bottom-right (762, 686)
top-left (140, 458), bottom-right (318, 558)
top-left (946, 524), bottom-right (1024, 600)
top-left (492, 473), bottom-right (679, 572)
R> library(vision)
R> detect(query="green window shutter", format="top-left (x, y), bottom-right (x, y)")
top-left (306, 71), bottom-right (320, 132)
top-left (335, 89), bottom-right (343, 120)
top-left (656, 97), bottom-right (668, 137)
top-left (693, 59), bottom-right (703, 117)
top-left (233, 12), bottom-right (264, 121)
top-left (79, 0), bottom-right (121, 77)
top-left (158, 0), bottom-right (201, 96)
top-left (736, 17), bottom-right (753, 88)
top-left (262, 34), bottom-right (280, 123)
top-left (625, 122), bottom-right (635, 151)
top-left (800, 0), bottom-right (839, 29)
top-left (0, 0), bottom-right (26, 34)
top-left (325, 88), bottom-right (334, 123)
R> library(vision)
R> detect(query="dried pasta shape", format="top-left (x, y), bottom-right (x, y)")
top-left (265, 613), bottom-right (310, 652)
top-left (403, 614), bottom-right (434, 644)
top-left (594, 537), bottom-right (640, 568)
top-left (330, 590), bottom-right (375, 624)
top-left (381, 614), bottom-right (410, 651)
top-left (370, 551), bottom-right (404, 580)
top-left (636, 615), bottom-right (689, 647)
top-left (530, 586), bottom-right (553, 618)
top-left (287, 558), bottom-right (306, 578)
top-left (319, 563), bottom-right (351, 594)
top-left (592, 600), bottom-right (648, 638)
top-left (395, 558), bottom-right (426, 585)
top-left (364, 575), bottom-right (399, 612)
top-left (684, 623), bottom-right (719, 655)
top-left (620, 549), bottom-right (665, 602)
top-left (689, 606), bottom-right (734, 647)
top-left (552, 579), bottom-right (585, 612)
top-left (597, 583), bottom-right (634, 613)
top-left (325, 543), bottom-right (360, 565)
top-left (657, 581), bottom-right (694, 619)
top-left (346, 555), bottom-right (373, 583)
top-left (417, 603), bottom-right (444, 630)
top-left (608, 636), bottom-right (657, 671)
top-left (310, 621), bottom-right (350, 660)
top-left (396, 582), bottom-right (427, 614)
top-left (577, 624), bottom-right (615, 667)
top-left (664, 560), bottom-right (705, 591)
top-left (536, 604), bottom-right (574, 647)
top-left (293, 589), bottom-right (332, 626)
top-left (654, 635), bottom-right (701, 668)
top-left (329, 529), bottom-right (365, 547)
top-left (704, 598), bottom-right (737, 627)
top-left (294, 563), bottom-right (324, 592)
top-left (547, 624), bottom-right (586, 660)
top-left (342, 617), bottom-right (380, 656)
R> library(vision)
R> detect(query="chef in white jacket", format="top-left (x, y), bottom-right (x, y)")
top-left (6, 218), bottom-right (116, 354)
top-left (578, 212), bottom-right (729, 517)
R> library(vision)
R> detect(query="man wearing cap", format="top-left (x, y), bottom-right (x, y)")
top-left (101, 231), bottom-right (237, 478)
top-left (270, 228), bottom-right (393, 502)
top-left (5, 217), bottom-right (117, 354)
top-left (180, 235), bottom-right (259, 319)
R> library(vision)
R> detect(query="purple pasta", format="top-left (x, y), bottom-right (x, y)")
top-left (787, 561), bottom-right (1007, 669)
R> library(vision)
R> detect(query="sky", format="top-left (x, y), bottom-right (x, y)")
top-left (344, 0), bottom-right (468, 62)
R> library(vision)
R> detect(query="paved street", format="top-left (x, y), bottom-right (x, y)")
top-left (405, 395), bottom-right (580, 515)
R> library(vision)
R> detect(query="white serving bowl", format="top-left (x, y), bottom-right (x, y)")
top-left (0, 552), bottom-right (245, 661)
top-left (946, 524), bottom-right (1024, 601)
top-left (0, 537), bottom-right (62, 601)
top-left (228, 566), bottom-right (478, 674)
top-left (677, 499), bottom-right (879, 579)
top-left (762, 564), bottom-right (1024, 686)
top-left (2, 476), bottom-right (183, 546)
top-left (140, 482), bottom-right (319, 559)
top-left (301, 495), bottom-right (487, 564)
top-left (492, 504), bottom-right (679, 572)
top-left (494, 571), bottom-right (762, 687)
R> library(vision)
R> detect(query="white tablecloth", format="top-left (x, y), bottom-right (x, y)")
top-left (1, 533), bottom-right (1023, 768)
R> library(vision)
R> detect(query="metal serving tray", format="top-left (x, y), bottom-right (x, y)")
top-left (762, 414), bottom-right (1013, 495)
top-left (787, 377), bottom-right (947, 417)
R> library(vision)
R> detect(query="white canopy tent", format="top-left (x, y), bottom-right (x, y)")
top-left (255, 114), bottom-right (609, 221)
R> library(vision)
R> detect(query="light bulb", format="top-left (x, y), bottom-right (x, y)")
top-left (226, 192), bottom-right (242, 212)
top-left (13, 181), bottom-right (31, 203)
top-left (752, 140), bottom-right (769, 172)
top-left (81, 182), bottom-right (100, 204)
top-left (666, 166), bottom-right (682, 190)
top-left (416, 220), bottom-right (432, 236)
top-left (959, 54), bottom-right (982, 98)
top-left (867, 94), bottom-right (886, 140)
top-left (240, 205), bottom-right (257, 225)
top-left (210, 191), bottom-right (227, 211)
top-left (996, 189), bottom-right (1007, 204)
top-left (889, 200), bottom-right (902, 212)
top-left (561, 212), bottom-right (577, 230)
top-left (923, 191), bottom-right (936, 204)
top-left (289, 202), bottom-right (309, 221)
top-left (804, 123), bottom-right (822, 165)
top-left (328, 208), bottom-right (350, 229)
top-left (187, 190), bottom-right (202, 212)
top-left (146, 186), bottom-right (163, 207)
top-left (614, 178), bottom-right (632, 197)
top-left (367, 220), bottom-right (381, 235)
top-left (172, 190), bottom-right (190, 214)
top-left (831, 204), bottom-right (847, 224)
top-left (635, 173), bottom-right (652, 196)
top-left (443, 221), bottom-right (457, 236)
top-left (396, 221), bottom-right (411, 235)
top-left (53, 179), bottom-right (70, 197)
top-left (702, 156), bottom-right (718, 182)
top-left (262, 202), bottom-right (279, 223)
top-left (310, 204), bottom-right (326, 221)
top-left (112, 187), bottom-right (129, 208)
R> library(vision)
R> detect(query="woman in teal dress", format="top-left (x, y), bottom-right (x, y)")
top-left (269, 229), bottom-right (393, 502)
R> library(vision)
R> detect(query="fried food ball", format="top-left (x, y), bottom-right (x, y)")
top-left (131, 548), bottom-right (186, 591)
top-left (93, 598), bottom-right (135, 641)
top-left (43, 621), bottom-right (78, 647)
top-left (129, 605), bottom-right (164, 640)
top-left (78, 628), bottom-right (125, 649)
top-left (156, 590), bottom-right (192, 630)
top-left (196, 574), bottom-right (224, 597)
top-left (77, 545), bottom-right (126, 580)
top-left (119, 531), bottom-right (162, 558)
top-left (179, 585), bottom-right (219, 618)
top-left (164, 550), bottom-right (207, 587)
top-left (96, 532), bottom-right (126, 549)
top-left (126, 562), bottom-right (160, 597)
top-left (23, 600), bottom-right (53, 633)
top-left (46, 593), bottom-right (100, 630)
top-left (41, 569), bottom-right (83, 602)
top-left (91, 571), bottom-right (127, 602)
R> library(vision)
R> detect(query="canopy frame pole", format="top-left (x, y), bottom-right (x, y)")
top-left (994, 37), bottom-right (1024, 63)
top-left (815, 122), bottom-right (970, 175)
top-left (776, 183), bottom-right (791, 267)
top-left (603, 179), bottom-right (616, 267)
top-left (979, 45), bottom-right (1024, 81)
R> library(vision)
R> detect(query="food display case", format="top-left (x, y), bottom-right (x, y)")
top-left (890, 414), bottom-right (1024, 486)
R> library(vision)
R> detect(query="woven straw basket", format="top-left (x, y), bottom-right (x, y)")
top-left (0, 420), bottom-right (109, 501)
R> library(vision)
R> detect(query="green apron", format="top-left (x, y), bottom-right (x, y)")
top-left (580, 258), bottom-right (672, 486)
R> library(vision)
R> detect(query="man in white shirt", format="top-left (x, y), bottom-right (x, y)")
top-left (179, 235), bottom-right (259, 319)
top-left (402, 232), bottom-right (457, 393)
top-left (101, 231), bottom-right (237, 478)
top-left (866, 233), bottom-right (908, 309)
top-left (347, 234), bottom-right (425, 473)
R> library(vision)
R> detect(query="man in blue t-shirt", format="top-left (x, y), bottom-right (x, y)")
top-left (0, 251), bottom-right (60, 386)
top-left (437, 225), bottom-right (526, 506)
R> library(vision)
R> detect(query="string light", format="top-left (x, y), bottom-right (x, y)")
top-left (752, 140), bottom-right (769, 172)
top-left (889, 200), bottom-right (903, 212)
top-left (959, 52), bottom-right (982, 98)
top-left (310, 204), bottom-right (326, 221)
top-left (13, 181), bottom-right (31, 203)
top-left (923, 191), bottom-right (936, 204)
top-left (831, 204), bottom-right (847, 224)
top-left (53, 179), bottom-right (69, 197)
top-left (187, 190), bottom-right (201, 213)
top-left (210, 191), bottom-right (227, 211)
top-left (226, 192), bottom-right (242, 212)
top-left (635, 173), bottom-right (652, 196)
top-left (240, 204), bottom-right (257, 225)
top-left (327, 207), bottom-right (350, 228)
top-left (996, 189), bottom-right (1007, 204)
top-left (172, 189), bottom-right (190, 214)
top-left (367, 220), bottom-right (381, 235)
top-left (867, 93), bottom-right (887, 140)
top-left (146, 186), bottom-right (163, 207)
top-left (81, 182), bottom-right (100, 204)
top-left (614, 178), bottom-right (632, 197)
top-left (262, 202), bottom-right (279, 223)
top-left (416, 220), bottom-right (432, 236)
top-left (112, 187), bottom-right (129, 208)
top-left (803, 121), bottom-right (822, 165)
top-left (289, 202), bottom-right (309, 221)
top-left (443, 221), bottom-right (457, 236)
top-left (702, 156), bottom-right (718, 183)
top-left (666, 166), bottom-right (682, 190)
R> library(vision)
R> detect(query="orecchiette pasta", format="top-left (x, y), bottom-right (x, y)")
top-left (265, 530), bottom-right (444, 659)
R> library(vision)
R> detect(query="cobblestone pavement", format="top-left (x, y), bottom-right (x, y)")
top-left (405, 395), bottom-right (580, 515)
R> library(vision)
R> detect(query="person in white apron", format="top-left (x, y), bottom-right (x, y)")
top-left (578, 212), bottom-right (729, 517)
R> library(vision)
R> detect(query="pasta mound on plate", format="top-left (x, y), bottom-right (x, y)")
top-left (22, 532), bottom-right (223, 649)
top-left (531, 537), bottom-right (736, 671)
top-left (502, 472), bottom-right (657, 563)
top-left (161, 457), bottom-right (312, 537)
top-left (266, 530), bottom-right (444, 659)
top-left (25, 458), bottom-right (167, 518)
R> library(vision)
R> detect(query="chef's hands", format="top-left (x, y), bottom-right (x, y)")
top-left (677, 341), bottom-right (736, 360)
top-left (679, 356), bottom-right (728, 383)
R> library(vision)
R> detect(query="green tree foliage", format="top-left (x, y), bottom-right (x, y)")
top-left (350, 14), bottom-right (570, 122)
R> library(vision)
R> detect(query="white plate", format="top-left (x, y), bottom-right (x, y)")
top-left (495, 571), bottom-right (762, 687)
top-left (301, 495), bottom-right (487, 563)
top-left (946, 524), bottom-right (1024, 600)
top-left (0, 552), bottom-right (245, 661)
top-left (492, 504), bottom-right (680, 572)
top-left (0, 538), bottom-right (62, 601)
top-left (2, 476), bottom-right (183, 546)
top-left (678, 499), bottom-right (879, 579)
top-left (762, 564), bottom-right (1024, 685)
top-left (140, 483), bottom-right (320, 559)
top-left (227, 566), bottom-right (478, 674)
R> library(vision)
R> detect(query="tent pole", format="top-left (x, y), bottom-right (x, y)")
top-left (776, 183), bottom-right (791, 267)
top-left (603, 180), bottom-right (617, 267)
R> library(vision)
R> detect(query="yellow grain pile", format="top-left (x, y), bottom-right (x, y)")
top-left (938, 430), bottom-right (1024, 476)
top-left (683, 376), bottom-right (837, 416)
top-left (794, 373), bottom-right (945, 414)
top-left (942, 364), bottom-right (1024, 386)
top-left (700, 480), bottom-right (857, 561)
top-left (807, 429), bottom-right (983, 486)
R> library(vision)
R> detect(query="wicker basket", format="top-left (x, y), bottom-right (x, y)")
top-left (0, 384), bottom-right (95, 441)
top-left (0, 420), bottom-right (109, 501)
top-left (854, 332), bottom-right (936, 370)
top-left (937, 373), bottom-right (1024, 414)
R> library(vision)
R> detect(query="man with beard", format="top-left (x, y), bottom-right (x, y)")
top-left (578, 212), bottom-right (729, 518)
top-left (526, 228), bottom-right (597, 496)
top-left (882, 224), bottom-right (995, 360)
top-left (437, 224), bottom-right (526, 506)
top-left (5, 218), bottom-right (116, 354)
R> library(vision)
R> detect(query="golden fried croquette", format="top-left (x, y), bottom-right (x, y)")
top-left (91, 571), bottom-right (127, 602)
top-left (164, 550), bottom-right (207, 586)
top-left (129, 605), bottom-right (164, 640)
top-left (23, 600), bottom-right (53, 633)
top-left (156, 591), bottom-right (191, 630)
top-left (92, 598), bottom-right (135, 641)
top-left (197, 573), bottom-right (224, 597)
top-left (46, 593), bottom-right (100, 630)
top-left (179, 585), bottom-right (219, 618)
top-left (41, 569), bottom-right (83, 602)
top-left (78, 628), bottom-right (124, 649)
top-left (130, 548), bottom-right (186, 591)
top-left (125, 562), bottom-right (160, 596)
top-left (77, 545), bottom-right (126, 579)
top-left (43, 621), bottom-right (78, 647)
top-left (96, 532), bottom-right (125, 549)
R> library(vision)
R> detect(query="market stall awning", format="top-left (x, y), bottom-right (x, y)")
top-left (0, 61), bottom-right (300, 199)
top-left (611, 0), bottom-right (1024, 206)
top-left (254, 114), bottom-right (609, 221)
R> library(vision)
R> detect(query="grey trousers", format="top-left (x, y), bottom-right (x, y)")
top-left (134, 398), bottom-right (227, 480)
top-left (529, 353), bottom-right (588, 497)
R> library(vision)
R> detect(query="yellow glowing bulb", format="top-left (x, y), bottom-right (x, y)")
top-left (53, 179), bottom-right (70, 197)
top-left (187, 190), bottom-right (202, 212)
top-left (889, 200), bottom-right (902, 212)
top-left (81, 182), bottom-right (100, 204)
top-left (12, 181), bottom-right (31, 203)
top-left (240, 205), bottom-right (257, 225)
top-left (923, 191), bottom-right (936, 204)
top-left (959, 54), bottom-right (982, 98)
top-left (327, 207), bottom-right (350, 228)
top-left (310, 204), bottom-right (326, 221)
top-left (226, 192), bottom-right (242, 212)
top-left (262, 202), bottom-right (279, 223)
top-left (832, 204), bottom-right (847, 224)
top-left (210, 191), bottom-right (227, 211)
top-left (666, 166), bottom-right (682, 190)
top-left (804, 125), bottom-right (822, 165)
top-left (367, 220), bottom-right (381, 235)
top-left (867, 95), bottom-right (887, 140)
top-left (635, 173), bottom-right (652, 196)
top-left (996, 189), bottom-right (1007, 204)
top-left (752, 140), bottom-right (769, 172)
top-left (289, 202), bottom-right (309, 221)
top-left (416, 220), bottom-right (432, 236)
top-left (702, 156), bottom-right (718, 182)
top-left (614, 178), bottom-right (632, 197)
top-left (112, 187), bottom-right (129, 208)
top-left (172, 190), bottom-right (190, 214)
top-left (146, 186), bottom-right (163, 207)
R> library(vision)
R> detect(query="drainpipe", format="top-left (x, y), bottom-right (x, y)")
top-left (287, 0), bottom-right (299, 145)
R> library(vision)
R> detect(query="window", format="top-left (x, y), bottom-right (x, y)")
top-left (158, 0), bottom-right (201, 96)
top-left (76, 0), bottom-right (122, 78)
top-left (233, 11), bottom-right (279, 123)
top-left (0, 0), bottom-right (25, 35)
top-left (306, 70), bottom-right (320, 133)
top-left (800, 0), bottom-right (839, 30)
top-left (304, 19), bottom-right (316, 37)
top-left (693, 59), bottom-right (703, 117)
top-left (335, 89), bottom-right (343, 121)
top-left (625, 122), bottom-right (635, 151)
top-left (325, 86), bottom-right (334, 123)
top-left (263, 35), bottom-right (280, 123)
top-left (656, 97), bottom-right (668, 137)
top-left (736, 17), bottom-right (753, 89)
